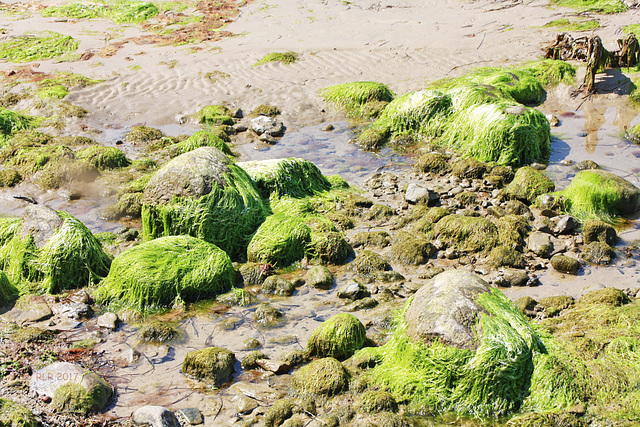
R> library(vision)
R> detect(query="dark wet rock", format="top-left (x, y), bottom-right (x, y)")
top-left (52, 302), bottom-right (92, 320)
top-left (30, 362), bottom-right (112, 414)
top-left (582, 219), bottom-right (617, 245)
top-left (499, 268), bottom-right (529, 287)
top-left (337, 281), bottom-right (370, 300)
top-left (232, 394), bottom-right (258, 415)
top-left (182, 347), bottom-right (235, 387)
top-left (233, 123), bottom-right (248, 132)
top-left (138, 320), bottom-right (180, 343)
top-left (250, 116), bottom-right (284, 137)
top-left (527, 232), bottom-right (553, 258)
top-left (97, 312), bottom-right (119, 330)
top-left (132, 406), bottom-right (180, 427)
top-left (553, 215), bottom-right (579, 235)
top-left (581, 241), bottom-right (615, 265)
top-left (241, 351), bottom-right (269, 370)
top-left (405, 183), bottom-right (439, 205)
top-left (504, 200), bottom-right (533, 220)
top-left (255, 303), bottom-right (284, 327)
top-left (3, 296), bottom-right (52, 324)
top-left (261, 275), bottom-right (295, 296)
top-left (550, 254), bottom-right (581, 274)
top-left (404, 270), bottom-right (490, 351)
top-left (259, 133), bottom-right (279, 144)
top-left (281, 350), bottom-right (310, 368)
top-left (176, 407), bottom-right (203, 425)
top-left (306, 266), bottom-right (334, 290)
top-left (19, 205), bottom-right (63, 249)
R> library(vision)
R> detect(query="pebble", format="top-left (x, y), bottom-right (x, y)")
top-left (177, 408), bottom-right (204, 425)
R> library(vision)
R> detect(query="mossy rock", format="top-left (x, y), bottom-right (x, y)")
top-left (306, 265), bottom-right (334, 290)
top-left (182, 346), bottom-right (235, 387)
top-left (101, 192), bottom-right (143, 220)
top-left (125, 125), bottom-right (164, 142)
top-left (504, 200), bottom-right (533, 219)
top-left (310, 231), bottom-right (352, 265)
top-left (374, 90), bottom-right (451, 136)
top-left (413, 152), bottom-right (450, 175)
top-left (217, 288), bottom-right (254, 306)
top-left (579, 287), bottom-right (629, 307)
top-left (357, 390), bottom-right (398, 413)
top-left (247, 213), bottom-right (311, 267)
top-left (282, 350), bottom-right (310, 367)
top-left (291, 357), bottom-right (349, 399)
top-left (351, 231), bottom-right (391, 248)
top-left (0, 206), bottom-right (111, 294)
top-left (142, 147), bottom-right (267, 260)
top-left (0, 398), bottom-right (37, 427)
top-left (388, 231), bottom-right (435, 265)
top-left (550, 254), bottom-right (580, 274)
top-left (452, 158), bottom-right (487, 179)
top-left (554, 169), bottom-right (640, 222)
top-left (506, 412), bottom-right (586, 427)
top-left (488, 245), bottom-right (524, 268)
top-left (0, 270), bottom-right (18, 306)
top-left (538, 296), bottom-right (574, 317)
top-left (308, 313), bottom-right (367, 360)
top-left (196, 105), bottom-right (234, 126)
top-left (241, 350), bottom-right (268, 370)
top-left (504, 166), bottom-right (555, 204)
top-left (264, 399), bottom-right (294, 427)
top-left (514, 296), bottom-right (537, 314)
top-left (36, 157), bottom-right (100, 190)
top-left (581, 241), bottom-right (615, 265)
top-left (319, 81), bottom-right (394, 118)
top-left (454, 191), bottom-right (478, 208)
top-left (169, 131), bottom-right (233, 158)
top-left (76, 145), bottom-right (130, 170)
top-left (261, 275), bottom-right (295, 296)
top-left (489, 165), bottom-right (515, 183)
top-left (355, 127), bottom-right (389, 151)
top-left (367, 204), bottom-right (395, 221)
top-left (581, 219), bottom-right (617, 245)
top-left (137, 320), bottom-right (181, 343)
top-left (251, 104), bottom-right (281, 117)
top-left (433, 214), bottom-right (498, 253)
top-left (0, 169), bottom-right (21, 187)
top-left (497, 215), bottom-right (530, 250)
top-left (254, 303), bottom-right (284, 327)
top-left (239, 262), bottom-right (273, 286)
top-left (349, 250), bottom-right (391, 278)
top-left (95, 235), bottom-right (235, 311)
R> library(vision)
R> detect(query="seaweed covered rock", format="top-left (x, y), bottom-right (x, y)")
top-left (581, 241), bottom-right (615, 265)
top-left (261, 275), bottom-right (295, 296)
top-left (291, 357), bottom-right (349, 399)
top-left (556, 170), bottom-right (640, 222)
top-left (169, 130), bottom-right (233, 157)
top-left (182, 347), bottom-right (235, 387)
top-left (0, 398), bottom-right (37, 427)
top-left (238, 158), bottom-right (331, 199)
top-left (125, 125), bottom-right (163, 142)
top-left (254, 303), bottom-right (284, 327)
top-left (388, 231), bottom-right (435, 265)
top-left (361, 271), bottom-right (546, 417)
top-left (137, 320), bottom-right (181, 343)
top-left (504, 166), bottom-right (555, 204)
top-left (357, 390), bottom-right (398, 413)
top-left (306, 265), bottom-right (334, 290)
top-left (0, 270), bottom-right (18, 306)
top-left (433, 214), bottom-right (498, 253)
top-left (95, 235), bottom-right (234, 311)
top-left (310, 231), bottom-right (352, 265)
top-left (319, 81), bottom-right (394, 118)
top-left (30, 362), bottom-right (112, 415)
top-left (142, 147), bottom-right (267, 259)
top-left (582, 219), bottom-right (617, 245)
top-left (348, 250), bottom-right (391, 278)
top-left (413, 152), bottom-right (451, 175)
top-left (196, 105), bottom-right (234, 126)
top-left (247, 213), bottom-right (311, 267)
top-left (0, 206), bottom-right (110, 294)
top-left (579, 287), bottom-right (629, 307)
top-left (374, 90), bottom-right (452, 137)
top-left (404, 270), bottom-right (491, 351)
top-left (550, 254), bottom-right (580, 274)
top-left (488, 245), bottom-right (524, 268)
top-left (307, 313), bottom-right (367, 360)
top-left (76, 145), bottom-right (130, 170)
top-left (452, 158), bottom-right (487, 179)
top-left (239, 262), bottom-right (273, 286)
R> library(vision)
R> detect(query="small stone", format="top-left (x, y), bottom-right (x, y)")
top-left (232, 394), bottom-right (258, 414)
top-left (52, 303), bottom-right (93, 320)
top-left (97, 312), bottom-right (119, 330)
top-left (336, 281), bottom-right (370, 300)
top-left (231, 381), bottom-right (284, 402)
top-left (322, 124), bottom-right (335, 131)
top-left (259, 133), bottom-right (279, 144)
top-left (306, 266), bottom-right (334, 290)
top-left (527, 232), bottom-right (553, 258)
top-left (132, 406), bottom-right (180, 427)
top-left (501, 268), bottom-right (529, 287)
top-left (243, 338), bottom-right (261, 349)
top-left (230, 108), bottom-right (243, 118)
top-left (405, 183), bottom-right (438, 205)
top-left (553, 215), bottom-right (579, 235)
top-left (233, 123), bottom-right (248, 132)
top-left (177, 408), bottom-right (204, 425)
top-left (250, 116), bottom-right (284, 136)
top-left (256, 359), bottom-right (290, 374)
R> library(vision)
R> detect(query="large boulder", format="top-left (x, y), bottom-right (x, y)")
top-left (404, 270), bottom-right (491, 351)
top-left (30, 362), bottom-right (112, 414)
top-left (141, 147), bottom-right (267, 260)
top-left (0, 206), bottom-right (111, 294)
top-left (95, 235), bottom-right (234, 311)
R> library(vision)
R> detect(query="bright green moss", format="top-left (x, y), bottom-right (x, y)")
top-left (308, 313), bottom-right (367, 360)
top-left (548, 0), bottom-right (628, 13)
top-left (246, 213), bottom-right (311, 267)
top-left (239, 158), bottom-right (331, 199)
top-left (76, 145), bottom-right (130, 170)
top-left (195, 105), bottom-right (234, 126)
top-left (36, 84), bottom-right (68, 100)
top-left (319, 81), bottom-right (394, 118)
top-left (0, 270), bottom-right (18, 306)
top-left (555, 169), bottom-right (640, 222)
top-left (0, 108), bottom-right (39, 139)
top-left (0, 31), bottom-right (78, 63)
top-left (0, 398), bottom-right (37, 427)
top-left (543, 18), bottom-right (600, 31)
top-left (505, 166), bottom-right (555, 204)
top-left (95, 235), bottom-right (234, 311)
top-left (170, 131), bottom-right (233, 157)
top-left (375, 90), bottom-right (451, 136)
top-left (51, 382), bottom-right (109, 415)
top-left (42, 1), bottom-right (160, 24)
top-left (254, 51), bottom-right (299, 66)
top-left (433, 214), bottom-right (499, 253)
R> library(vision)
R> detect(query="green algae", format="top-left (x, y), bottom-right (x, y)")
top-left (254, 51), bottom-right (299, 66)
top-left (308, 313), bottom-right (367, 360)
top-left (349, 250), bottom-right (391, 278)
top-left (42, 1), bottom-right (160, 24)
top-left (36, 84), bottom-right (68, 100)
top-left (505, 166), bottom-right (555, 204)
top-left (239, 157), bottom-right (331, 199)
top-left (413, 152), bottom-right (451, 175)
top-left (250, 104), bottom-right (281, 117)
top-left (0, 108), bottom-right (39, 140)
top-left (182, 346), bottom-right (235, 387)
top-left (0, 270), bottom-right (18, 306)
top-left (264, 399), bottom-right (294, 427)
top-left (310, 230), bottom-right (352, 264)
top-left (95, 235), bottom-right (234, 311)
top-left (543, 18), bottom-right (600, 31)
top-left (0, 211), bottom-right (110, 294)
top-left (433, 214), bottom-right (499, 253)
top-left (170, 131), bottom-right (233, 157)
top-left (554, 169), bottom-right (640, 222)
top-left (195, 105), bottom-right (234, 126)
top-left (548, 0), bottom-right (628, 13)
top-left (0, 169), bottom-right (21, 187)
top-left (0, 398), bottom-right (37, 427)
top-left (246, 213), bottom-right (311, 267)
top-left (76, 145), bottom-right (130, 170)
top-left (125, 125), bottom-right (163, 142)
top-left (388, 230), bottom-right (435, 265)
top-left (320, 81), bottom-right (394, 118)
top-left (0, 31), bottom-right (78, 63)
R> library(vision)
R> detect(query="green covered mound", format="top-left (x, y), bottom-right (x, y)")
top-left (76, 145), bottom-right (130, 170)
top-left (0, 31), bottom-right (78, 63)
top-left (319, 81), bottom-right (394, 118)
top-left (374, 90), bottom-right (451, 136)
top-left (142, 147), bottom-right (268, 260)
top-left (0, 398), bottom-right (37, 427)
top-left (0, 270), bottom-right (18, 306)
top-left (0, 208), bottom-right (111, 294)
top-left (0, 108), bottom-right (39, 140)
top-left (246, 213), bottom-right (311, 267)
top-left (307, 313), bottom-right (367, 360)
top-left (238, 158), bottom-right (331, 199)
top-left (356, 288), bottom-right (548, 417)
top-left (505, 166), bottom-right (555, 204)
top-left (195, 105), bottom-right (234, 126)
top-left (554, 169), bottom-right (640, 222)
top-left (95, 235), bottom-right (234, 311)
top-left (433, 214), bottom-right (499, 253)
top-left (170, 131), bottom-right (233, 157)
top-left (42, 1), bottom-right (160, 23)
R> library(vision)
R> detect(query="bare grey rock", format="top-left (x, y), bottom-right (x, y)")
top-left (19, 205), bottom-right (63, 249)
top-left (177, 408), bottom-right (204, 425)
top-left (97, 312), bottom-right (119, 330)
top-left (132, 406), bottom-right (180, 427)
top-left (527, 232), bottom-right (553, 258)
top-left (250, 116), bottom-right (284, 136)
top-left (306, 266), bottom-right (334, 290)
top-left (405, 183), bottom-right (438, 205)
